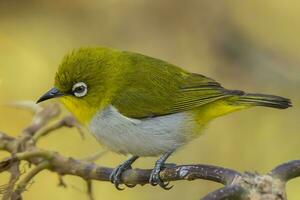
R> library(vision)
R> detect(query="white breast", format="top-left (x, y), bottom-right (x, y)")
top-left (89, 106), bottom-right (197, 156)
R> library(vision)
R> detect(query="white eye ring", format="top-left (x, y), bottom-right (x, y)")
top-left (72, 82), bottom-right (88, 97)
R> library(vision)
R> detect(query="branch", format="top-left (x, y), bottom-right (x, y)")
top-left (32, 115), bottom-right (84, 141)
top-left (14, 161), bottom-right (50, 198)
top-left (0, 149), bottom-right (240, 186)
top-left (270, 160), bottom-right (300, 182)
top-left (0, 103), bottom-right (298, 200)
top-left (202, 185), bottom-right (247, 200)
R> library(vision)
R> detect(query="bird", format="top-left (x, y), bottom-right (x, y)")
top-left (37, 47), bottom-right (291, 190)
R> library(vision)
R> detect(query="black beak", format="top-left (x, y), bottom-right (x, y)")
top-left (37, 87), bottom-right (65, 103)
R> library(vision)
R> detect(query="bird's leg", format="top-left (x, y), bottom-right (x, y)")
top-left (149, 150), bottom-right (175, 190)
top-left (110, 155), bottom-right (139, 190)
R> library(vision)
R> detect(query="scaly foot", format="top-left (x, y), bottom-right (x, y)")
top-left (110, 156), bottom-right (139, 190)
top-left (149, 151), bottom-right (175, 190)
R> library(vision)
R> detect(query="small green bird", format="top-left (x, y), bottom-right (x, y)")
top-left (37, 47), bottom-right (291, 189)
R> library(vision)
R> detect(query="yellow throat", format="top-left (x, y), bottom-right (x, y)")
top-left (60, 96), bottom-right (101, 125)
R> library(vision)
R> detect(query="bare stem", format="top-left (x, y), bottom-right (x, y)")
top-left (14, 161), bottom-right (50, 196)
top-left (33, 115), bottom-right (84, 142)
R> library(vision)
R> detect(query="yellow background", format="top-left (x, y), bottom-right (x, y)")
top-left (0, 0), bottom-right (299, 199)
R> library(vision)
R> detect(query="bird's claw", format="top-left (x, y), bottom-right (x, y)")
top-left (149, 163), bottom-right (174, 190)
top-left (110, 163), bottom-right (135, 190)
top-left (125, 183), bottom-right (137, 188)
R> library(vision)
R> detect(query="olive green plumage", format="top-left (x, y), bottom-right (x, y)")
top-left (55, 47), bottom-right (291, 121)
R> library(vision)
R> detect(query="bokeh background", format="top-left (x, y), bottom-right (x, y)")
top-left (0, 0), bottom-right (299, 199)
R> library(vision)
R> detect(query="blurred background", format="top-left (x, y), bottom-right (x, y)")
top-left (0, 0), bottom-right (299, 199)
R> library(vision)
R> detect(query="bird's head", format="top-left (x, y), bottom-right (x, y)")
top-left (37, 47), bottom-right (120, 124)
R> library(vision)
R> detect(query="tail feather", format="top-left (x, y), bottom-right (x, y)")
top-left (236, 93), bottom-right (292, 109)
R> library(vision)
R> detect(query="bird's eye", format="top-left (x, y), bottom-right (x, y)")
top-left (72, 82), bottom-right (88, 97)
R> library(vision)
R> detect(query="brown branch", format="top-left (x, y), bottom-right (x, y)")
top-left (0, 149), bottom-right (240, 185)
top-left (0, 103), bottom-right (298, 200)
top-left (202, 185), bottom-right (247, 200)
top-left (270, 160), bottom-right (300, 182)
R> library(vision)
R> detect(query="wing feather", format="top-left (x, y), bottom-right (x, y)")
top-left (111, 53), bottom-right (233, 119)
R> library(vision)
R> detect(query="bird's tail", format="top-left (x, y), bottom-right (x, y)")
top-left (236, 92), bottom-right (292, 109)
top-left (193, 90), bottom-right (291, 125)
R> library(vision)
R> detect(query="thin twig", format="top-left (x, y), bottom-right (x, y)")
top-left (22, 103), bottom-right (61, 136)
top-left (33, 115), bottom-right (84, 142)
top-left (2, 164), bottom-right (21, 200)
top-left (13, 161), bottom-right (50, 198)
top-left (7, 101), bottom-right (43, 114)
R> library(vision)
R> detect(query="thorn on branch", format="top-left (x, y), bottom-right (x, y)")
top-left (86, 180), bottom-right (94, 200)
top-left (57, 175), bottom-right (67, 188)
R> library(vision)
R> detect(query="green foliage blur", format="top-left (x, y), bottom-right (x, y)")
top-left (0, 0), bottom-right (299, 199)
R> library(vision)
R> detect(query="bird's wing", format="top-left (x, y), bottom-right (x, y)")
top-left (111, 54), bottom-right (234, 119)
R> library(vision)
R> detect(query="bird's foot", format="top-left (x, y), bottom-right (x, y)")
top-left (110, 156), bottom-right (138, 190)
top-left (149, 162), bottom-right (175, 190)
